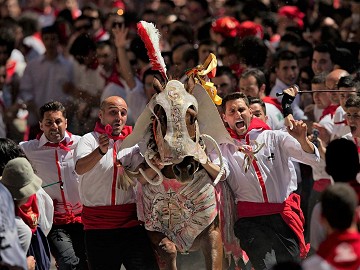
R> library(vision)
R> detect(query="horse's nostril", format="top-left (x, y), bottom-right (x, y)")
top-left (173, 165), bottom-right (180, 176)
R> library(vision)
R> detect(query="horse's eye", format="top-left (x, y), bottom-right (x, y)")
top-left (190, 115), bottom-right (197, 125)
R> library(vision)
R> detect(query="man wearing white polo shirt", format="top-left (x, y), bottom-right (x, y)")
top-left (74, 96), bottom-right (157, 270)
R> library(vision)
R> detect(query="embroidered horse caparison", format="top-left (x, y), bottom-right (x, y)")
top-left (137, 78), bottom-right (225, 270)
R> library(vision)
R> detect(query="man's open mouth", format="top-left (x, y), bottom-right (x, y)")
top-left (235, 120), bottom-right (245, 129)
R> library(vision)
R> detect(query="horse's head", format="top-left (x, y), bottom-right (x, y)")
top-left (148, 76), bottom-right (207, 183)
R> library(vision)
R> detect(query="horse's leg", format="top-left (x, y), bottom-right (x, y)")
top-left (147, 231), bottom-right (177, 270)
top-left (200, 220), bottom-right (223, 270)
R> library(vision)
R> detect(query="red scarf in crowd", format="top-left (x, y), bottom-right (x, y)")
top-left (94, 121), bottom-right (132, 141)
top-left (16, 194), bottom-right (39, 233)
top-left (319, 104), bottom-right (338, 121)
top-left (317, 231), bottom-right (360, 270)
top-left (36, 131), bottom-right (73, 151)
top-left (262, 96), bottom-right (283, 112)
top-left (226, 118), bottom-right (271, 142)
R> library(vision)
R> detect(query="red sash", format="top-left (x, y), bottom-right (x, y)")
top-left (237, 193), bottom-right (309, 258)
top-left (82, 204), bottom-right (141, 230)
top-left (313, 178), bottom-right (332, 192)
top-left (319, 104), bottom-right (338, 121)
top-left (16, 194), bottom-right (39, 233)
top-left (262, 96), bottom-right (283, 112)
top-left (226, 118), bottom-right (271, 142)
top-left (317, 231), bottom-right (360, 270)
top-left (93, 121), bottom-right (132, 141)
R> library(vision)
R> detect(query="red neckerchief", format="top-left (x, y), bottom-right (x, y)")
top-left (320, 104), bottom-right (339, 121)
top-left (229, 63), bottom-right (244, 78)
top-left (94, 28), bottom-right (108, 42)
top-left (262, 96), bottom-right (283, 112)
top-left (94, 121), bottom-right (132, 141)
top-left (334, 119), bottom-right (348, 125)
top-left (100, 65), bottom-right (124, 87)
top-left (36, 131), bottom-right (73, 152)
top-left (226, 118), bottom-right (271, 142)
top-left (15, 194), bottom-right (39, 233)
top-left (6, 59), bottom-right (16, 83)
top-left (317, 230), bottom-right (360, 270)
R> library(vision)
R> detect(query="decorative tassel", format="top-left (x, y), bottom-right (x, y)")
top-left (137, 21), bottom-right (168, 80)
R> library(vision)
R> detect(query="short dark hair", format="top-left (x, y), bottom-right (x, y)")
top-left (321, 183), bottom-right (358, 230)
top-left (215, 66), bottom-right (237, 81)
top-left (274, 50), bottom-right (298, 68)
top-left (39, 101), bottom-right (67, 120)
top-left (311, 72), bottom-right (327, 85)
top-left (0, 138), bottom-right (27, 176)
top-left (241, 68), bottom-right (266, 89)
top-left (69, 33), bottom-right (96, 58)
top-left (221, 92), bottom-right (249, 112)
top-left (345, 95), bottom-right (360, 110)
top-left (325, 138), bottom-right (360, 182)
top-left (313, 43), bottom-right (336, 63)
top-left (338, 75), bottom-right (359, 90)
top-left (248, 97), bottom-right (267, 115)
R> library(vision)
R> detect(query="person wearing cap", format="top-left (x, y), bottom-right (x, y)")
top-left (210, 16), bottom-right (241, 45)
top-left (1, 157), bottom-right (51, 270)
top-left (216, 88), bottom-right (319, 269)
top-left (74, 96), bottom-right (158, 270)
top-left (19, 101), bottom-right (87, 270)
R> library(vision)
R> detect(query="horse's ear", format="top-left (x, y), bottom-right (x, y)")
top-left (153, 76), bottom-right (164, 93)
top-left (185, 75), bottom-right (195, 94)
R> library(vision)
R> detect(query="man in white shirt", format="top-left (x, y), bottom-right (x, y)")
top-left (20, 101), bottom-right (86, 269)
top-left (74, 96), bottom-right (158, 270)
top-left (269, 50), bottom-right (305, 120)
top-left (219, 90), bottom-right (319, 269)
top-left (239, 68), bottom-right (284, 130)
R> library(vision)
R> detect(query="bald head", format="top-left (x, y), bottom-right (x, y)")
top-left (100, 96), bottom-right (127, 111)
top-left (326, 69), bottom-right (349, 105)
top-left (99, 96), bottom-right (128, 135)
top-left (326, 69), bottom-right (350, 90)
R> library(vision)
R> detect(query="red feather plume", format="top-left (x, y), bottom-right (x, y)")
top-left (137, 21), bottom-right (168, 80)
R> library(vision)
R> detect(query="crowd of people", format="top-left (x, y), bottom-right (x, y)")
top-left (1, 0), bottom-right (360, 269)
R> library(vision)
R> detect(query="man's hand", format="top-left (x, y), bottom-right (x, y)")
top-left (98, 134), bottom-right (109, 155)
top-left (288, 119), bottom-right (308, 141)
top-left (283, 85), bottom-right (299, 97)
top-left (112, 24), bottom-right (129, 49)
top-left (312, 123), bottom-right (331, 146)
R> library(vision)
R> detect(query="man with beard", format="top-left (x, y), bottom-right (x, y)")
top-left (74, 96), bottom-right (158, 270)
top-left (19, 101), bottom-right (87, 269)
top-left (217, 88), bottom-right (320, 269)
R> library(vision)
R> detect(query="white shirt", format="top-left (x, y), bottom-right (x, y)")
top-left (74, 132), bottom-right (143, 207)
top-left (312, 113), bottom-right (334, 181)
top-left (264, 102), bottom-right (284, 130)
top-left (0, 183), bottom-right (27, 269)
top-left (218, 129), bottom-right (319, 203)
top-left (332, 106), bottom-right (350, 140)
top-left (19, 54), bottom-right (74, 125)
top-left (270, 78), bottom-right (306, 120)
top-left (20, 132), bottom-right (82, 219)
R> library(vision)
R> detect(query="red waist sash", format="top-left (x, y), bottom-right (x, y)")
top-left (237, 193), bottom-right (309, 258)
top-left (82, 203), bottom-right (141, 230)
top-left (313, 178), bottom-right (332, 192)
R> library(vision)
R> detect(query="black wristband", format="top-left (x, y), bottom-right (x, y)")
top-left (282, 92), bottom-right (295, 117)
top-left (98, 147), bottom-right (106, 156)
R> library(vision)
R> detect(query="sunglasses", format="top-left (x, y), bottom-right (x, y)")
top-left (112, 22), bottom-right (124, 28)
